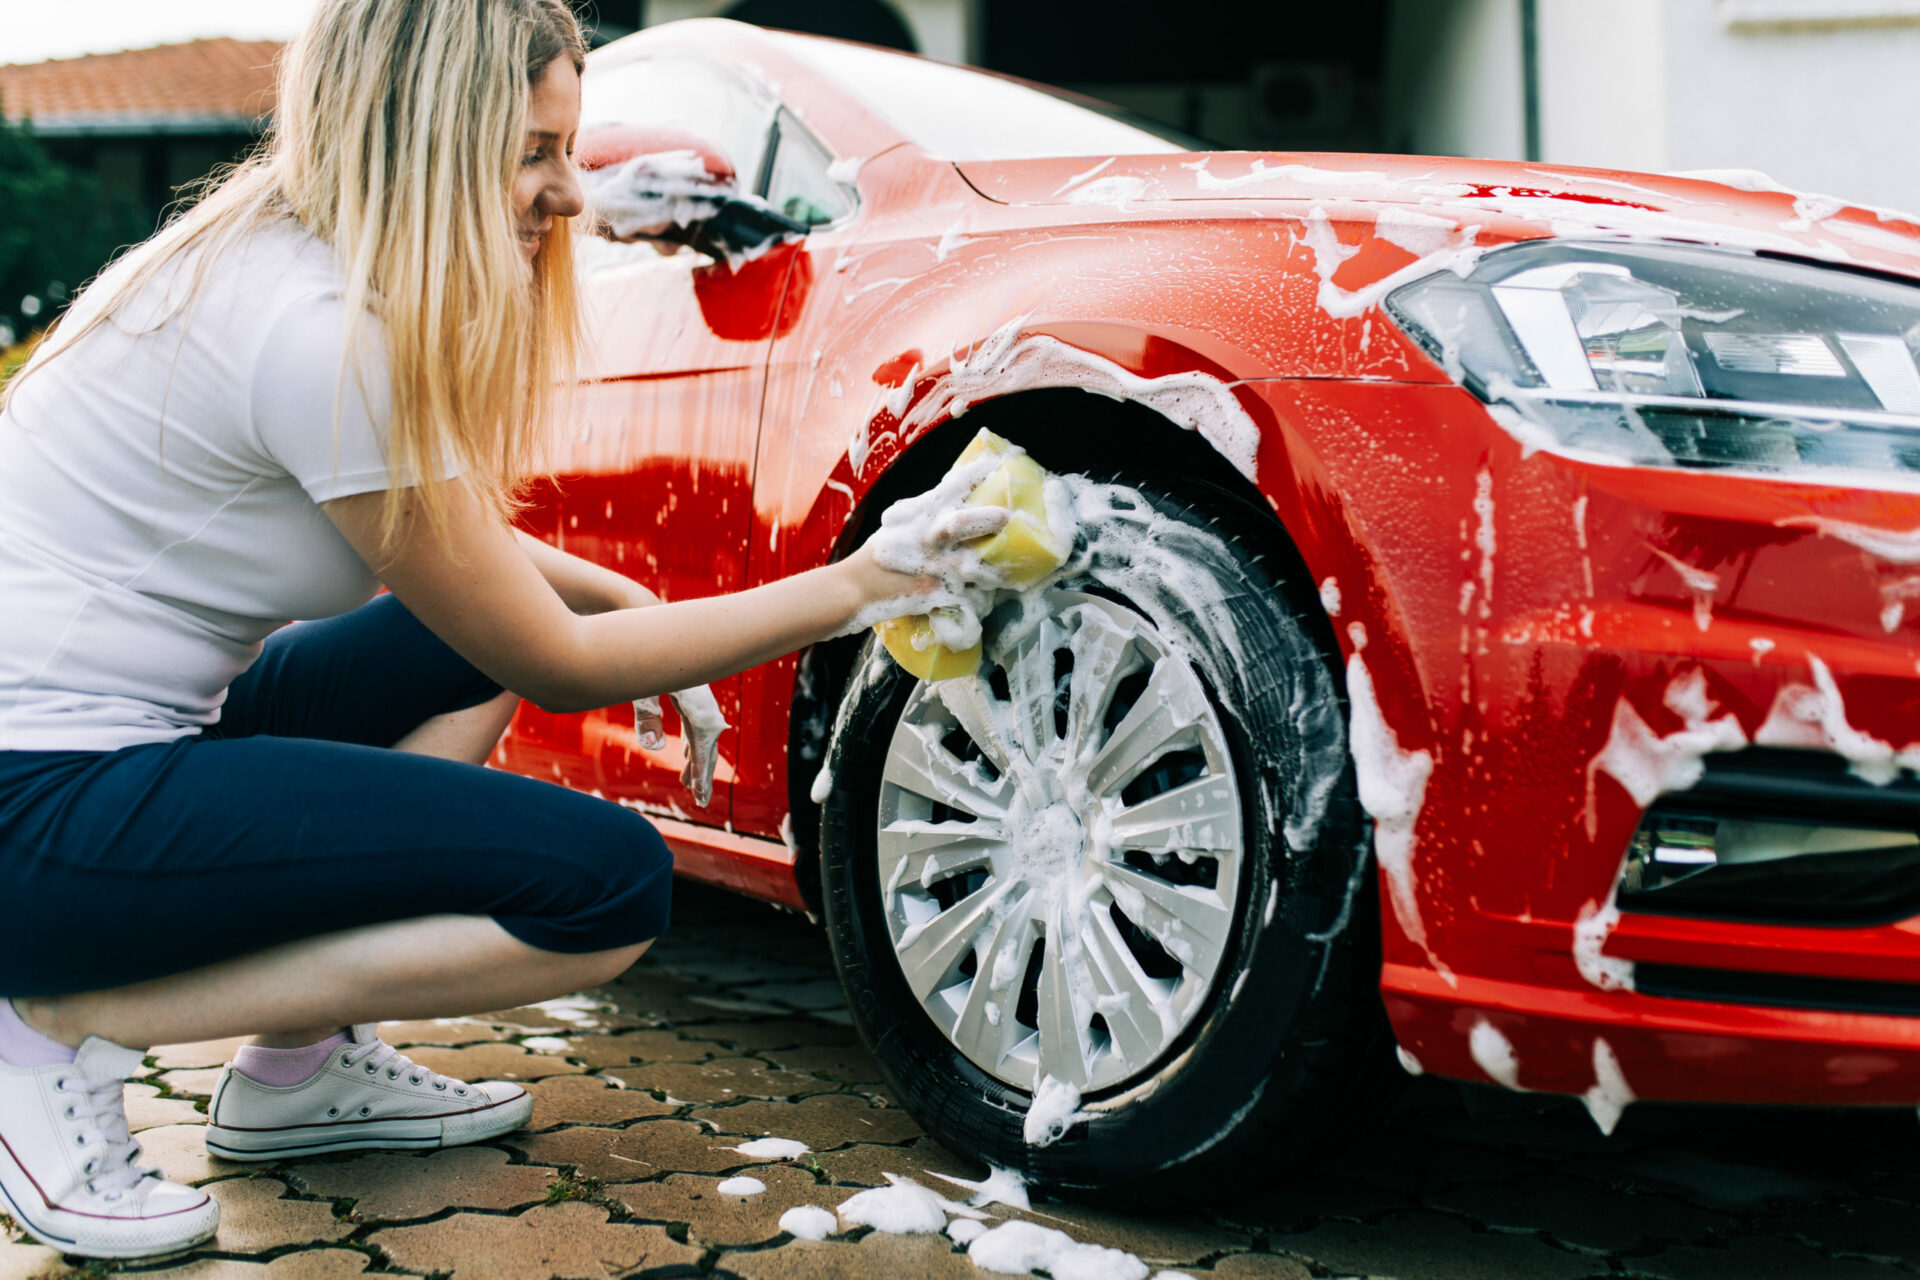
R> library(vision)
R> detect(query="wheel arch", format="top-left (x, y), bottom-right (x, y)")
top-left (784, 382), bottom-right (1354, 911)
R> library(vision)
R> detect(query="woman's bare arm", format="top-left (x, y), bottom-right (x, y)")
top-left (324, 481), bottom-right (914, 712)
top-left (513, 528), bottom-right (659, 614)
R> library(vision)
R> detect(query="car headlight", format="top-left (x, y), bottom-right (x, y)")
top-left (1384, 241), bottom-right (1920, 479)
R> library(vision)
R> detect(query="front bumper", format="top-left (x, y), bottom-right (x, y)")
top-left (1245, 377), bottom-right (1920, 1109)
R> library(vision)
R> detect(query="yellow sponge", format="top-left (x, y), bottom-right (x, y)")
top-left (877, 430), bottom-right (1072, 682)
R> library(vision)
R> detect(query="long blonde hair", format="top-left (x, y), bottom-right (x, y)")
top-left (3, 0), bottom-right (586, 548)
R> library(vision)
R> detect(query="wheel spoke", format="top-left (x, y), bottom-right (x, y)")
top-left (895, 876), bottom-right (1023, 1002)
top-left (1084, 660), bottom-right (1207, 798)
top-left (1084, 903), bottom-right (1176, 1065)
top-left (935, 677), bottom-right (1017, 773)
top-left (882, 722), bottom-right (1010, 819)
top-left (1035, 902), bottom-right (1094, 1088)
top-left (1063, 607), bottom-right (1137, 761)
top-left (1108, 775), bottom-right (1239, 855)
top-left (877, 819), bottom-right (1004, 896)
top-left (999, 614), bottom-right (1067, 758)
top-left (1100, 861), bottom-right (1231, 977)
top-left (948, 893), bottom-right (1037, 1070)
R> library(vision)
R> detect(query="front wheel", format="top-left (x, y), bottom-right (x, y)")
top-left (818, 478), bottom-right (1393, 1192)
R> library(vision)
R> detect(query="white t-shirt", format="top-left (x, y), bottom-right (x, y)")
top-left (0, 220), bottom-right (420, 751)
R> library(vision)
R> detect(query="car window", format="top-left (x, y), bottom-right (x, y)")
top-left (580, 52), bottom-right (777, 192)
top-left (762, 34), bottom-right (1188, 161)
top-left (764, 109), bottom-right (856, 228)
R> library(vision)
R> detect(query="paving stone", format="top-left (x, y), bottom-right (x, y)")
top-left (205, 1177), bottom-right (354, 1252)
top-left (1206, 1255), bottom-right (1315, 1280)
top-left (369, 1201), bottom-right (700, 1280)
top-left (691, 1019), bottom-right (862, 1051)
top-left (716, 1229), bottom-right (980, 1280)
top-left (464, 1006), bottom-right (569, 1033)
top-left (609, 1165), bottom-right (842, 1246)
top-left (1209, 1177), bottom-right (1410, 1231)
top-left (560, 1029), bottom-right (721, 1069)
top-left (1279, 1210), bottom-right (1594, 1280)
top-left (397, 1043), bottom-right (587, 1082)
top-left (138, 1250), bottom-right (379, 1280)
top-left (1604, 1147), bottom-right (1840, 1210)
top-left (0, 1235), bottom-right (71, 1280)
top-left (749, 980), bottom-right (850, 1012)
top-left (1765, 1197), bottom-right (1920, 1262)
top-left (649, 955), bottom-right (824, 987)
top-left (286, 1146), bottom-right (555, 1220)
top-left (525, 1074), bottom-right (675, 1129)
top-left (605, 1058), bottom-right (831, 1104)
top-left (755, 1043), bottom-right (885, 1084)
top-left (376, 1018), bottom-right (521, 1047)
top-left (508, 1118), bottom-right (753, 1179)
top-left (1634, 1236), bottom-right (1908, 1280)
top-left (160, 1068), bottom-right (224, 1098)
top-left (127, 1080), bottom-right (205, 1131)
top-left (138, 1123), bottom-right (237, 1185)
top-left (810, 1139), bottom-right (982, 1189)
top-left (1017, 1202), bottom-right (1249, 1266)
top-left (150, 1037), bottom-right (247, 1070)
top-left (1428, 1171), bottom-right (1730, 1253)
top-left (690, 1093), bottom-right (923, 1149)
top-left (602, 972), bottom-right (744, 1023)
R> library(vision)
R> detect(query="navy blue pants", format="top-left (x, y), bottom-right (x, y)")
top-left (0, 595), bottom-right (672, 998)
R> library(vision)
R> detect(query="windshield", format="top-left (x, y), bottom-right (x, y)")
top-left (765, 33), bottom-right (1191, 161)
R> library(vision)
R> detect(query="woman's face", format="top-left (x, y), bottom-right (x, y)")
top-left (515, 57), bottom-right (585, 261)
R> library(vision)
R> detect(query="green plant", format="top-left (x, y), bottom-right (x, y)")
top-left (0, 107), bottom-right (147, 345)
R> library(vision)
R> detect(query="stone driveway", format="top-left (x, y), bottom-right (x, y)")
top-left (6, 881), bottom-right (1920, 1280)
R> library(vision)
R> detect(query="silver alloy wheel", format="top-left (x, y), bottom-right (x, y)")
top-left (875, 590), bottom-right (1246, 1093)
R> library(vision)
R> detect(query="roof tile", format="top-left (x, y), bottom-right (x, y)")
top-left (0, 38), bottom-right (284, 127)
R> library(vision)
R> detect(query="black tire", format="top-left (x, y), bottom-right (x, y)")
top-left (818, 476), bottom-right (1396, 1194)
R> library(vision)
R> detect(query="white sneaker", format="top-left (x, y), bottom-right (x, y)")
top-left (204, 1024), bottom-right (532, 1161)
top-left (0, 1038), bottom-right (219, 1259)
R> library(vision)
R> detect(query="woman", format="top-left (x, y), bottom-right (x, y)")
top-left (0, 0), bottom-right (978, 1260)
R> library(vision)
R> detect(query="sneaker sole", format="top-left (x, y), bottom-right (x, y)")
top-left (203, 1089), bottom-right (534, 1162)
top-left (0, 1152), bottom-right (218, 1260)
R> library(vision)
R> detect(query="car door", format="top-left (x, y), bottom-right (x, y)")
top-left (500, 50), bottom-right (794, 825)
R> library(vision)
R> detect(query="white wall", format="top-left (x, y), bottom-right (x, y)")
top-left (1536, 0), bottom-right (1668, 174)
top-left (1383, 0), bottom-right (1526, 160)
top-left (1661, 0), bottom-right (1920, 213)
top-left (642, 0), bottom-right (971, 64)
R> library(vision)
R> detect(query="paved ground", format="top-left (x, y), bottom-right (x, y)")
top-left (7, 880), bottom-right (1920, 1280)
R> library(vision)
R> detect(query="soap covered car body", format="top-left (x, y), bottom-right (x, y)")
top-left (498, 18), bottom-right (1920, 1188)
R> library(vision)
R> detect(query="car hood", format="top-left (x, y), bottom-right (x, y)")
top-left (953, 151), bottom-right (1920, 278)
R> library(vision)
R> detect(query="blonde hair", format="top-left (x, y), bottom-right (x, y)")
top-left (3, 0), bottom-right (586, 548)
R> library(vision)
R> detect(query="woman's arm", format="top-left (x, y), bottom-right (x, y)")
top-left (324, 481), bottom-right (919, 713)
top-left (513, 528), bottom-right (658, 613)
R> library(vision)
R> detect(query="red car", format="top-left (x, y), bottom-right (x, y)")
top-left (498, 18), bottom-right (1920, 1189)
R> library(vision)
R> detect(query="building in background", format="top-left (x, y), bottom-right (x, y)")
top-left (2, 1), bottom-right (1916, 259)
top-left (606, 0), bottom-right (1920, 215)
top-left (0, 38), bottom-right (279, 231)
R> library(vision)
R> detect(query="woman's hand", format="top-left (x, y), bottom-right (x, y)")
top-left (632, 684), bottom-right (729, 807)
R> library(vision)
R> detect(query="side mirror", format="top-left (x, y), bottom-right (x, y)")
top-left (577, 124), bottom-right (808, 262)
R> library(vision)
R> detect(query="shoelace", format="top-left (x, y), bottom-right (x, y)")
top-left (56, 1075), bottom-right (155, 1200)
top-left (339, 1038), bottom-right (467, 1094)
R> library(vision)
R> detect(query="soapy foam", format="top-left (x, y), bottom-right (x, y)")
top-left (1582, 1038), bottom-right (1635, 1136)
top-left (1023, 1073), bottom-right (1091, 1146)
top-left (733, 1137), bottom-right (810, 1160)
top-left (780, 1205), bottom-right (838, 1240)
top-left (1573, 895), bottom-right (1635, 992)
top-left (1776, 516), bottom-right (1920, 564)
top-left (968, 1220), bottom-right (1149, 1280)
top-left (1756, 654), bottom-right (1920, 785)
top-left (892, 319), bottom-right (1261, 482)
top-left (934, 1166), bottom-right (1031, 1210)
top-left (1468, 1017), bottom-right (1523, 1091)
top-left (717, 1176), bottom-right (766, 1196)
top-left (837, 1174), bottom-right (978, 1234)
top-left (1345, 647), bottom-right (1444, 977)
top-left (1299, 204), bottom-right (1486, 320)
